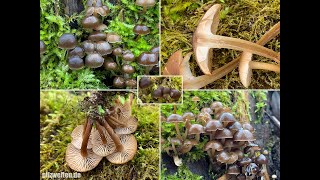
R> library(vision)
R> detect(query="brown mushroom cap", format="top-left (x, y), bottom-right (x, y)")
top-left (135, 0), bottom-right (156, 7)
top-left (182, 112), bottom-right (195, 121)
top-left (122, 64), bottom-right (135, 74)
top-left (58, 33), bottom-right (77, 49)
top-left (201, 107), bottom-right (213, 114)
top-left (114, 116), bottom-right (138, 134)
top-left (71, 125), bottom-right (94, 149)
top-left (68, 56), bottom-right (84, 70)
top-left (125, 79), bottom-right (137, 88)
top-left (242, 123), bottom-right (254, 132)
top-left (233, 149), bottom-right (244, 159)
top-left (88, 31), bottom-right (107, 42)
top-left (96, 41), bottom-right (112, 55)
top-left (113, 76), bottom-right (126, 88)
top-left (137, 52), bottom-right (158, 66)
top-left (215, 107), bottom-right (232, 119)
top-left (133, 24), bottom-right (150, 35)
top-left (123, 50), bottom-right (135, 62)
top-left (233, 129), bottom-right (256, 141)
top-left (188, 124), bottom-right (205, 134)
top-left (103, 57), bottom-right (118, 70)
top-left (191, 96), bottom-right (200, 102)
top-left (65, 143), bottom-right (103, 172)
top-left (91, 128), bottom-right (116, 156)
top-left (205, 120), bottom-right (223, 132)
top-left (139, 77), bottom-right (152, 89)
top-left (210, 101), bottom-right (223, 112)
top-left (106, 134), bottom-right (137, 164)
top-left (81, 40), bottom-right (95, 54)
top-left (204, 140), bottom-right (223, 151)
top-left (216, 150), bottom-right (230, 163)
top-left (255, 154), bottom-right (268, 165)
top-left (238, 157), bottom-right (252, 166)
top-left (166, 114), bottom-right (183, 123)
top-left (197, 112), bottom-right (212, 124)
top-left (229, 121), bottom-right (242, 134)
top-left (87, 0), bottom-right (102, 7)
top-left (152, 88), bottom-right (163, 98)
top-left (183, 139), bottom-right (198, 146)
top-left (162, 87), bottom-right (171, 94)
top-left (226, 152), bottom-right (238, 164)
top-left (85, 53), bottom-right (104, 68)
top-left (170, 89), bottom-right (181, 100)
top-left (69, 47), bottom-right (84, 58)
top-left (224, 139), bottom-right (235, 148)
top-left (81, 16), bottom-right (101, 29)
top-left (219, 112), bottom-right (236, 126)
top-left (107, 33), bottom-right (122, 43)
top-left (40, 40), bottom-right (46, 54)
top-left (215, 128), bottom-right (233, 139)
top-left (236, 174), bottom-right (246, 180)
top-left (150, 46), bottom-right (160, 54)
top-left (228, 164), bottom-right (240, 175)
top-left (113, 47), bottom-right (123, 56)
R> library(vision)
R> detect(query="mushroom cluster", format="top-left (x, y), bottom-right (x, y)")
top-left (65, 94), bottom-right (138, 172)
top-left (139, 77), bottom-right (182, 103)
top-left (55, 0), bottom-right (159, 88)
top-left (162, 101), bottom-right (269, 179)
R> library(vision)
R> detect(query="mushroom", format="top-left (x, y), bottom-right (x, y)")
top-left (182, 112), bottom-right (195, 139)
top-left (123, 50), bottom-right (135, 62)
top-left (152, 87), bottom-right (163, 99)
top-left (135, 0), bottom-right (156, 12)
top-left (106, 134), bottom-right (137, 164)
top-left (68, 56), bottom-right (85, 70)
top-left (166, 114), bottom-right (184, 141)
top-left (114, 116), bottom-right (138, 134)
top-left (95, 41), bottom-right (112, 56)
top-left (238, 157), bottom-right (252, 167)
top-left (150, 46), bottom-right (160, 54)
top-left (255, 154), bottom-right (268, 177)
top-left (233, 129), bottom-right (256, 143)
top-left (113, 47), bottom-right (123, 56)
top-left (242, 123), bottom-right (254, 133)
top-left (91, 127), bottom-right (116, 156)
top-left (40, 40), bottom-right (46, 54)
top-left (216, 150), bottom-right (231, 164)
top-left (122, 64), bottom-right (135, 74)
top-left (88, 31), bottom-right (107, 42)
top-left (107, 32), bottom-right (122, 43)
top-left (210, 101), bottom-right (223, 113)
top-left (162, 50), bottom-right (182, 75)
top-left (58, 33), bottom-right (77, 49)
top-left (187, 124), bottom-right (205, 142)
top-left (103, 57), bottom-right (118, 70)
top-left (197, 112), bottom-right (212, 125)
top-left (125, 79), bottom-right (137, 89)
top-left (215, 107), bottom-right (232, 119)
top-left (137, 52), bottom-right (158, 74)
top-left (162, 87), bottom-right (171, 100)
top-left (229, 121), bottom-right (242, 135)
top-left (177, 139), bottom-right (198, 154)
top-left (170, 89), bottom-right (181, 100)
top-left (244, 142), bottom-right (261, 157)
top-left (70, 125), bottom-right (94, 149)
top-left (226, 152), bottom-right (238, 164)
top-left (214, 128), bottom-right (233, 144)
top-left (133, 24), bottom-right (150, 37)
top-left (204, 119), bottom-right (223, 140)
top-left (85, 53), bottom-right (104, 68)
top-left (272, 174), bottom-right (277, 180)
top-left (204, 140), bottom-right (223, 158)
top-left (201, 107), bottom-right (213, 115)
top-left (69, 47), bottom-right (84, 58)
top-left (192, 4), bottom-right (279, 75)
top-left (169, 137), bottom-right (182, 155)
top-left (139, 77), bottom-right (152, 89)
top-left (227, 165), bottom-right (240, 176)
top-left (86, 4), bottom-right (109, 17)
top-left (219, 112), bottom-right (236, 127)
top-left (113, 76), bottom-right (126, 88)
top-left (81, 15), bottom-right (101, 29)
top-left (81, 40), bottom-right (95, 54)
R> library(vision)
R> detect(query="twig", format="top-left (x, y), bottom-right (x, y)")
top-left (266, 113), bottom-right (280, 129)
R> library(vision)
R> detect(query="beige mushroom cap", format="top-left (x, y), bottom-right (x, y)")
top-left (234, 129), bottom-right (256, 141)
top-left (214, 128), bottom-right (233, 139)
top-left (71, 125), bottom-right (95, 149)
top-left (91, 129), bottom-right (116, 157)
top-left (106, 134), bottom-right (137, 164)
top-left (205, 120), bottom-right (223, 132)
top-left (114, 116), bottom-right (138, 134)
top-left (107, 33), bottom-right (122, 43)
top-left (65, 143), bottom-right (103, 172)
top-left (188, 124), bottom-right (205, 134)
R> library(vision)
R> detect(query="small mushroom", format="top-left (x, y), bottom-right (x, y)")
top-left (229, 121), bottom-right (242, 135)
top-left (244, 142), bottom-right (261, 157)
top-left (69, 47), bottom-right (84, 58)
top-left (205, 119), bottom-right (223, 140)
top-left (191, 96), bottom-right (200, 102)
top-left (166, 114), bottom-right (184, 141)
top-left (169, 137), bottom-right (182, 155)
top-left (150, 46), bottom-right (160, 54)
top-left (182, 112), bottom-right (195, 139)
top-left (215, 128), bottom-right (233, 144)
top-left (188, 124), bottom-right (205, 142)
top-left (137, 52), bottom-right (158, 74)
top-left (135, 0), bottom-right (156, 12)
top-left (133, 24), bottom-right (150, 35)
top-left (81, 40), bottom-right (95, 54)
top-left (86, 5), bottom-right (109, 17)
top-left (272, 174), bottom-right (277, 180)
top-left (242, 123), bottom-right (254, 132)
top-left (40, 40), bottom-right (46, 54)
top-left (227, 165), bottom-right (240, 175)
top-left (139, 77), bottom-right (152, 89)
top-left (233, 129), bottom-right (256, 142)
top-left (68, 56), bottom-right (84, 70)
top-left (107, 32), bottom-right (122, 43)
top-left (178, 139), bottom-right (198, 154)
top-left (95, 41), bottom-right (112, 55)
top-left (125, 79), bottom-right (137, 89)
top-left (201, 107), bottom-right (214, 115)
top-left (88, 31), bottom-right (107, 42)
top-left (113, 47), bottom-right (123, 56)
top-left (103, 57), bottom-right (118, 70)
top-left (197, 112), bottom-right (212, 125)
top-left (219, 112), bottom-right (236, 127)
top-left (58, 33), bottom-right (77, 49)
top-left (216, 150), bottom-right (230, 164)
top-left (106, 134), bottom-right (137, 164)
top-left (152, 87), bottom-right (163, 99)
top-left (122, 50), bottom-right (135, 62)
top-left (81, 15), bottom-right (101, 29)
top-left (170, 89), bottom-right (181, 100)
top-left (113, 76), bottom-right (126, 88)
top-left (210, 101), bottom-right (223, 113)
top-left (122, 64), bottom-right (135, 74)
top-left (91, 128), bottom-right (116, 156)
top-left (85, 53), bottom-right (104, 68)
top-left (204, 140), bottom-right (223, 158)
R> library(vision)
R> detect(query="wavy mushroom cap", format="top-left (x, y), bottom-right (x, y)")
top-left (71, 125), bottom-right (94, 149)
top-left (219, 112), bottom-right (236, 126)
top-left (85, 53), bottom-right (104, 68)
top-left (113, 76), bottom-right (126, 88)
top-left (135, 0), bottom-right (156, 7)
top-left (112, 47), bottom-right (123, 56)
top-left (114, 116), bottom-right (138, 134)
top-left (125, 79), bottom-right (137, 88)
top-left (107, 33), bottom-right (122, 43)
top-left (150, 46), bottom-right (160, 54)
top-left (65, 143), bottom-right (102, 172)
top-left (242, 123), bottom-right (255, 132)
top-left (96, 41), bottom-right (112, 56)
top-left (170, 89), bottom-right (181, 100)
top-left (228, 164), bottom-right (240, 175)
top-left (188, 124), bottom-right (205, 134)
top-left (139, 77), bottom-right (152, 89)
top-left (215, 128), bottom-right (233, 139)
top-left (166, 114), bottom-right (183, 123)
top-left (81, 16), bottom-right (100, 29)
top-left (91, 128), bottom-right (116, 156)
top-left (204, 140), bottom-right (223, 151)
top-left (103, 58), bottom-right (118, 70)
top-left (210, 101), bottom-right (223, 112)
top-left (69, 47), bottom-right (84, 58)
top-left (182, 112), bottom-right (195, 121)
top-left (122, 64), bottom-right (135, 74)
top-left (234, 129), bottom-right (256, 141)
top-left (122, 50), bottom-right (135, 62)
top-left (81, 40), bottom-right (95, 54)
top-left (137, 52), bottom-right (158, 66)
top-left (201, 107), bottom-right (213, 114)
top-left (133, 24), bottom-right (150, 35)
top-left (40, 40), bottom-right (46, 54)
top-left (88, 31), bottom-right (107, 42)
top-left (205, 120), bottom-right (223, 132)
top-left (255, 154), bottom-right (268, 165)
top-left (58, 33), bottom-right (77, 49)
top-left (106, 134), bottom-right (137, 164)
top-left (68, 56), bottom-right (84, 70)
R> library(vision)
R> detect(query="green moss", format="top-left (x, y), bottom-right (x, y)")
top-left (161, 0), bottom-right (280, 89)
top-left (40, 0), bottom-right (159, 89)
top-left (40, 91), bottom-right (159, 179)
top-left (161, 164), bottom-right (203, 180)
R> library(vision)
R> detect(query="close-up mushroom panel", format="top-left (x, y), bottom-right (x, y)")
top-left (160, 90), bottom-right (280, 179)
top-left (40, 0), bottom-right (159, 89)
top-left (161, 0), bottom-right (280, 89)
top-left (137, 76), bottom-right (183, 104)
top-left (40, 91), bottom-right (160, 179)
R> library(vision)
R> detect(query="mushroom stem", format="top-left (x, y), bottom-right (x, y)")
top-left (144, 66), bottom-right (153, 75)
top-left (211, 149), bottom-right (216, 157)
top-left (171, 141), bottom-right (178, 155)
top-left (80, 119), bottom-right (93, 157)
top-left (206, 150), bottom-right (215, 164)
top-left (220, 138), bottom-right (225, 144)
top-left (173, 105), bottom-right (177, 114)
top-left (106, 115), bottom-right (126, 126)
top-left (96, 122), bottom-right (107, 145)
top-left (174, 122), bottom-right (183, 141)
top-left (105, 117), bottom-right (117, 129)
top-left (82, 118), bottom-right (89, 136)
top-left (249, 62), bottom-right (280, 73)
top-left (183, 119), bottom-right (191, 140)
top-left (102, 121), bottom-right (124, 152)
top-left (210, 131), bottom-right (216, 140)
top-left (195, 134), bottom-right (200, 142)
top-left (142, 6), bottom-right (147, 13)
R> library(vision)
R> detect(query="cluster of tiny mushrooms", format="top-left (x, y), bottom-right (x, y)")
top-left (40, 0), bottom-right (159, 89)
top-left (65, 94), bottom-right (138, 172)
top-left (163, 4), bottom-right (280, 89)
top-left (139, 77), bottom-right (182, 102)
top-left (162, 99), bottom-right (270, 180)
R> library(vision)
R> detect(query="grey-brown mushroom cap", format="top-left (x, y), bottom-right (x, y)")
top-left (40, 40), bottom-right (46, 54)
top-left (135, 0), bottom-right (156, 7)
top-left (166, 114), bottom-right (183, 123)
top-left (69, 47), bottom-right (85, 58)
top-left (81, 40), bottom-right (95, 54)
top-left (188, 124), bottom-right (205, 134)
top-left (96, 41), bottom-right (112, 56)
top-left (133, 24), bottom-right (150, 35)
top-left (114, 116), bottom-right (138, 134)
top-left (85, 53), bottom-right (104, 68)
top-left (106, 134), bottom-right (138, 164)
top-left (219, 112), bottom-right (236, 124)
top-left (123, 51), bottom-right (135, 62)
top-left (227, 165), bottom-right (240, 175)
top-left (71, 125), bottom-right (94, 149)
top-left (205, 120), bottom-right (223, 132)
top-left (137, 52), bottom-right (159, 66)
top-left (255, 154), bottom-right (268, 164)
top-left (65, 143), bottom-right (103, 172)
top-left (58, 33), bottom-right (77, 49)
top-left (233, 129), bottom-right (256, 141)
top-left (216, 150), bottom-right (230, 163)
top-left (88, 31), bottom-right (107, 42)
top-left (204, 140), bottom-right (223, 151)
top-left (68, 56), bottom-right (84, 70)
top-left (214, 128), bottom-right (233, 139)
top-left (229, 121), bottom-right (242, 132)
top-left (201, 107), bottom-right (213, 114)
top-left (107, 33), bottom-right (122, 43)
top-left (242, 123), bottom-right (255, 132)
top-left (182, 112), bottom-right (195, 121)
top-left (91, 128), bottom-right (116, 157)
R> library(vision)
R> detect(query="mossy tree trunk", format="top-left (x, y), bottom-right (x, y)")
top-left (63, 0), bottom-right (84, 16)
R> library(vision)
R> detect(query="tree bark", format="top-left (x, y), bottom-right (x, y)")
top-left (63, 0), bottom-right (84, 16)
